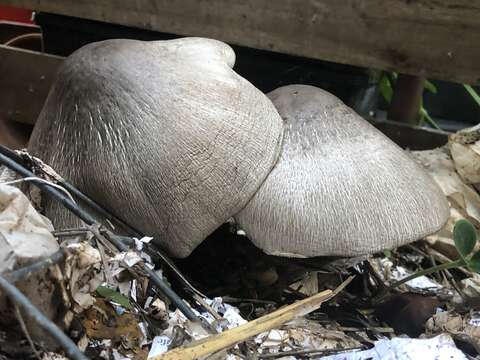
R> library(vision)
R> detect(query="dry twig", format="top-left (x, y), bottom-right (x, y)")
top-left (155, 277), bottom-right (354, 360)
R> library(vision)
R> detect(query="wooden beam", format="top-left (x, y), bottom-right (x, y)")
top-left (3, 0), bottom-right (480, 84)
top-left (0, 45), bottom-right (63, 125)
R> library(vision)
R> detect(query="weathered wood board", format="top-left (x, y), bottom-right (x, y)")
top-left (2, 0), bottom-right (480, 84)
top-left (0, 45), bottom-right (63, 125)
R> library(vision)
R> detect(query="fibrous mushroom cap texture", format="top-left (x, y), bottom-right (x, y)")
top-left (29, 37), bottom-right (284, 257)
top-left (235, 85), bottom-right (449, 257)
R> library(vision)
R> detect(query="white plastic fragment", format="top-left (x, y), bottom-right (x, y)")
top-left (117, 280), bottom-right (131, 297)
top-left (146, 297), bottom-right (247, 357)
top-left (223, 306), bottom-right (248, 329)
top-left (113, 251), bottom-right (143, 267)
top-left (144, 296), bottom-right (154, 309)
top-left (372, 257), bottom-right (445, 292)
top-left (147, 336), bottom-right (172, 358)
top-left (468, 317), bottom-right (480, 327)
top-left (391, 265), bottom-right (443, 290)
top-left (139, 322), bottom-right (150, 347)
top-left (133, 236), bottom-right (153, 251)
top-left (322, 334), bottom-right (466, 360)
top-left (130, 279), bottom-right (137, 301)
top-left (205, 297), bottom-right (247, 329)
top-left (255, 329), bottom-right (289, 347)
top-left (111, 349), bottom-right (130, 360)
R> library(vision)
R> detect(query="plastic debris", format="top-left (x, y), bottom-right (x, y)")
top-left (322, 334), bottom-right (467, 360)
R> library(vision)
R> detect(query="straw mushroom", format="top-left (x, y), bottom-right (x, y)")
top-left (29, 37), bottom-right (284, 257)
top-left (235, 85), bottom-right (449, 257)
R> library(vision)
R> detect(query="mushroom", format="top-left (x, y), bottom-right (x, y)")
top-left (235, 85), bottom-right (449, 257)
top-left (29, 37), bottom-right (284, 257)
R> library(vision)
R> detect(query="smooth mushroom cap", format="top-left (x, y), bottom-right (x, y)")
top-left (235, 85), bottom-right (449, 257)
top-left (29, 37), bottom-right (284, 257)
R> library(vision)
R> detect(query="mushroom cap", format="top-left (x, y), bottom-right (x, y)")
top-left (235, 85), bottom-right (449, 257)
top-left (29, 37), bottom-right (283, 257)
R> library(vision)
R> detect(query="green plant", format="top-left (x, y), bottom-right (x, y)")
top-left (388, 219), bottom-right (480, 291)
top-left (463, 84), bottom-right (480, 107)
top-left (378, 72), bottom-right (441, 130)
top-left (96, 285), bottom-right (133, 310)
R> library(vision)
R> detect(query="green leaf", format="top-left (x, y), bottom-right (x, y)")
top-left (379, 74), bottom-right (393, 103)
top-left (96, 286), bottom-right (132, 309)
top-left (419, 107), bottom-right (442, 130)
top-left (463, 84), bottom-right (480, 107)
top-left (467, 251), bottom-right (480, 273)
top-left (424, 80), bottom-right (438, 94)
top-left (453, 219), bottom-right (477, 259)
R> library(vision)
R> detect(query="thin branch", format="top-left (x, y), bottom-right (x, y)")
top-left (15, 305), bottom-right (42, 360)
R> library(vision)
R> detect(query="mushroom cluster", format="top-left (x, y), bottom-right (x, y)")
top-left (29, 38), bottom-right (449, 258)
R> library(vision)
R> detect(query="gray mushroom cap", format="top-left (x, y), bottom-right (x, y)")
top-left (29, 37), bottom-right (284, 257)
top-left (235, 85), bottom-right (449, 257)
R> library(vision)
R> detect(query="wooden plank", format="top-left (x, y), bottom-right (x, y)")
top-left (0, 45), bottom-right (63, 125)
top-left (3, 0), bottom-right (480, 84)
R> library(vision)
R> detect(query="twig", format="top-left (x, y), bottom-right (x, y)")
top-left (95, 238), bottom-right (115, 285)
top-left (53, 228), bottom-right (91, 238)
top-left (155, 277), bottom-right (354, 360)
top-left (330, 275), bottom-right (354, 297)
top-left (365, 260), bottom-right (387, 291)
top-left (337, 326), bottom-right (394, 333)
top-left (0, 275), bottom-right (88, 360)
top-left (443, 268), bottom-right (468, 302)
top-left (14, 305), bottom-right (42, 360)
top-left (193, 294), bottom-right (223, 322)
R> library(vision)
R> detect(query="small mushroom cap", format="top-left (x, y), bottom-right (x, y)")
top-left (29, 37), bottom-right (283, 257)
top-left (235, 85), bottom-right (449, 257)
